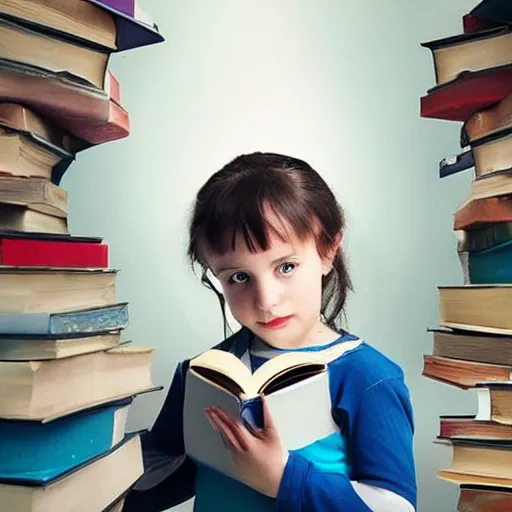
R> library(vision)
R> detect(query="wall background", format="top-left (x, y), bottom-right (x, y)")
top-left (62, 1), bottom-right (478, 509)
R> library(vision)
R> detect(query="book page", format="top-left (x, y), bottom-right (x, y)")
top-left (190, 349), bottom-right (254, 395)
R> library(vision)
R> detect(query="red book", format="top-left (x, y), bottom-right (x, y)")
top-left (0, 235), bottom-right (108, 267)
top-left (463, 13), bottom-right (500, 33)
top-left (420, 65), bottom-right (512, 122)
top-left (454, 196), bottom-right (512, 230)
top-left (458, 486), bottom-right (512, 511)
top-left (70, 70), bottom-right (129, 145)
top-left (0, 61), bottom-right (130, 147)
top-left (439, 415), bottom-right (512, 441)
top-left (65, 99), bottom-right (129, 146)
top-left (107, 71), bottom-right (122, 108)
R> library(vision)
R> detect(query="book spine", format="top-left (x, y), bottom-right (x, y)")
top-left (0, 312), bottom-right (50, 335)
top-left (49, 304), bottom-right (129, 335)
top-left (0, 60), bottom-right (106, 114)
top-left (420, 69), bottom-right (512, 122)
top-left (463, 14), bottom-right (499, 34)
top-left (67, 100), bottom-right (130, 144)
top-left (0, 403), bottom-right (129, 484)
top-left (468, 239), bottom-right (512, 284)
top-left (98, 0), bottom-right (136, 17)
top-left (454, 197), bottom-right (512, 230)
top-left (458, 488), bottom-right (512, 511)
top-left (87, 0), bottom-right (164, 51)
top-left (0, 239), bottom-right (108, 268)
top-left (107, 71), bottom-right (122, 106)
top-left (439, 149), bottom-right (474, 178)
top-left (240, 397), bottom-right (264, 432)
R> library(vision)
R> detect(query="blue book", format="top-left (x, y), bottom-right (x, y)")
top-left (469, 238), bottom-right (512, 284)
top-left (0, 303), bottom-right (129, 335)
top-left (439, 147), bottom-right (474, 178)
top-left (87, 0), bottom-right (165, 51)
top-left (0, 399), bottom-right (131, 484)
top-left (0, 433), bottom-right (143, 512)
top-left (471, 0), bottom-right (512, 26)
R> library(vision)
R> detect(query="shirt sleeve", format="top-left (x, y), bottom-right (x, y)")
top-left (123, 361), bottom-right (197, 512)
top-left (276, 377), bottom-right (416, 512)
top-left (352, 482), bottom-right (415, 512)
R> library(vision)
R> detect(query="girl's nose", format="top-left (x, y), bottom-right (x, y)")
top-left (254, 278), bottom-right (280, 314)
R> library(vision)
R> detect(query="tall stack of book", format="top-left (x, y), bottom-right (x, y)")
top-left (0, 1), bottom-right (164, 511)
top-left (420, 0), bottom-right (512, 510)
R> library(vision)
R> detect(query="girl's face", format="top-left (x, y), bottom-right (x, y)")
top-left (205, 218), bottom-right (339, 349)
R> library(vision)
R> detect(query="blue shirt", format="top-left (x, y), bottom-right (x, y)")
top-left (123, 328), bottom-right (417, 512)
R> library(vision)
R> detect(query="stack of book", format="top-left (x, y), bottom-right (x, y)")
top-left (420, 0), bottom-right (512, 509)
top-left (0, 1), bottom-right (164, 511)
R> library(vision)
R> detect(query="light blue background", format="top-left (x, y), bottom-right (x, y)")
top-left (62, 1), bottom-right (479, 509)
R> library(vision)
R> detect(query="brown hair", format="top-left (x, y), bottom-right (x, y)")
top-left (187, 152), bottom-right (352, 335)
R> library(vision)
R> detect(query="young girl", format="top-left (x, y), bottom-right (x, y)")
top-left (123, 152), bottom-right (417, 512)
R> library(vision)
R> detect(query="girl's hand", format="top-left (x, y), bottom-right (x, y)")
top-left (204, 397), bottom-right (289, 498)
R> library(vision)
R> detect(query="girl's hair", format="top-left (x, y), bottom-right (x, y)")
top-left (187, 152), bottom-right (353, 336)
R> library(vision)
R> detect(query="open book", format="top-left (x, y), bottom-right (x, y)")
top-left (183, 339), bottom-right (361, 481)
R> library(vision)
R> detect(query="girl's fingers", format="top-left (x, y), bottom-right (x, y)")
top-left (205, 407), bottom-right (250, 452)
top-left (205, 409), bottom-right (219, 432)
top-left (213, 408), bottom-right (251, 451)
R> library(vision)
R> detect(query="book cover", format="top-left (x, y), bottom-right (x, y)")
top-left (422, 26), bottom-right (509, 50)
top-left (439, 414), bottom-right (512, 440)
top-left (87, 0), bottom-right (164, 51)
top-left (468, 239), bottom-right (512, 284)
top-left (0, 231), bottom-right (102, 243)
top-left (463, 13), bottom-right (500, 33)
top-left (457, 221), bottom-right (512, 253)
top-left (458, 485), bottom-right (512, 511)
top-left (454, 196), bottom-right (512, 230)
top-left (0, 399), bottom-right (131, 483)
top-left (0, 433), bottom-right (143, 512)
top-left (420, 64), bottom-right (512, 122)
top-left (439, 147), bottom-right (474, 178)
top-left (0, 303), bottom-right (129, 335)
top-left (0, 59), bottom-right (129, 146)
top-left (422, 354), bottom-right (512, 389)
top-left (66, 97), bottom-right (129, 145)
top-left (0, 235), bottom-right (108, 267)
top-left (471, 0), bottom-right (512, 26)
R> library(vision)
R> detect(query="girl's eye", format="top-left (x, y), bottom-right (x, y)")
top-left (278, 262), bottom-right (296, 275)
top-left (229, 272), bottom-right (249, 284)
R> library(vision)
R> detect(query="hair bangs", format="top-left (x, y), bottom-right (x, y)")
top-left (199, 174), bottom-right (315, 259)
